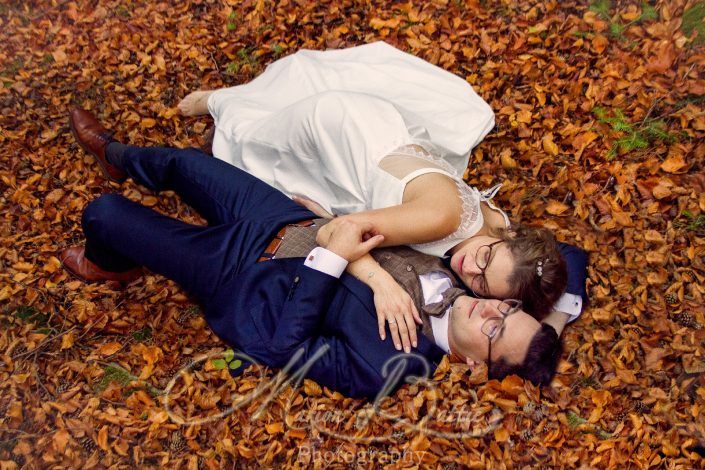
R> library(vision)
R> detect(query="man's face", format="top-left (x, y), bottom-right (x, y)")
top-left (447, 296), bottom-right (539, 366)
top-left (448, 236), bottom-right (514, 299)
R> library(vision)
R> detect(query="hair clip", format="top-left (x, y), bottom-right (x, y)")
top-left (536, 259), bottom-right (544, 277)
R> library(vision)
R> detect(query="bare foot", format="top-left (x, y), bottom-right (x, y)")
top-left (178, 90), bottom-right (214, 116)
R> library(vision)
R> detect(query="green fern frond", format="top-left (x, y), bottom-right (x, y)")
top-left (589, 0), bottom-right (612, 20)
top-left (637, 2), bottom-right (658, 22)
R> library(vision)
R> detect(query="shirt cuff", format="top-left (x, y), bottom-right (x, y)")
top-left (303, 247), bottom-right (348, 278)
top-left (553, 293), bottom-right (583, 323)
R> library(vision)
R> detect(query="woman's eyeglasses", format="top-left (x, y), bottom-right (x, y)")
top-left (470, 240), bottom-right (504, 297)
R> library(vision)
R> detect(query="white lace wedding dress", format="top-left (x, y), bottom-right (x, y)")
top-left (207, 41), bottom-right (507, 256)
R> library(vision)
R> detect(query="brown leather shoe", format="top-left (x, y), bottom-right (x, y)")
top-left (59, 246), bottom-right (143, 283)
top-left (69, 108), bottom-right (126, 183)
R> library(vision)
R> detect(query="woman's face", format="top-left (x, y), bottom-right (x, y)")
top-left (449, 236), bottom-right (514, 299)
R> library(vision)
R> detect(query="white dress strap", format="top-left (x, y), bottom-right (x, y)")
top-left (478, 183), bottom-right (511, 228)
top-left (480, 183), bottom-right (503, 200)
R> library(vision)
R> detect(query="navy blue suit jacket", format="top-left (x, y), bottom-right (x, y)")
top-left (205, 258), bottom-right (446, 399)
top-left (558, 243), bottom-right (589, 307)
top-left (204, 245), bottom-right (588, 399)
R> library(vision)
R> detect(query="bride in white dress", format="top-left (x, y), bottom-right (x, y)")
top-left (178, 41), bottom-right (569, 353)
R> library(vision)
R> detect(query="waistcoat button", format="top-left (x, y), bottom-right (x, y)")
top-left (406, 265), bottom-right (412, 272)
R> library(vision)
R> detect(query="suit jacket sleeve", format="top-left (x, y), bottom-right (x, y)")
top-left (558, 243), bottom-right (589, 309)
top-left (264, 264), bottom-right (387, 398)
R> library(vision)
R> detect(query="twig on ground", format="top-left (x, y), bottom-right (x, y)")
top-left (11, 326), bottom-right (76, 360)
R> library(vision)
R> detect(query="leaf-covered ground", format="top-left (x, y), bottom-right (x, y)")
top-left (1, 0), bottom-right (704, 467)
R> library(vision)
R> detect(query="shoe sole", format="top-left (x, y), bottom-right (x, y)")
top-left (69, 117), bottom-right (125, 183)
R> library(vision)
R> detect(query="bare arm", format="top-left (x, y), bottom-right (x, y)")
top-left (320, 177), bottom-right (461, 248)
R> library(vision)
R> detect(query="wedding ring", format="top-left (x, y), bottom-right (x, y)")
top-left (388, 319), bottom-right (396, 324)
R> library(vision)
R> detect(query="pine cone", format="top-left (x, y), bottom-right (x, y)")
top-left (665, 293), bottom-right (678, 305)
top-left (521, 429), bottom-right (534, 441)
top-left (10, 454), bottom-right (26, 468)
top-left (81, 436), bottom-right (97, 453)
top-left (633, 401), bottom-right (649, 414)
top-left (168, 432), bottom-right (187, 453)
top-left (674, 312), bottom-right (698, 329)
top-left (56, 380), bottom-right (72, 394)
top-left (176, 312), bottom-right (192, 325)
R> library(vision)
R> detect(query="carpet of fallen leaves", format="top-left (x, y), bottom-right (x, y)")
top-left (1, 0), bottom-right (704, 467)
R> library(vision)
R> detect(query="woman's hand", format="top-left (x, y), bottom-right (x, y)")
top-left (370, 273), bottom-right (423, 353)
top-left (292, 195), bottom-right (335, 218)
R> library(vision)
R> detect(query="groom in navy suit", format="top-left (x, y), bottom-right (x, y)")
top-left (61, 110), bottom-right (588, 399)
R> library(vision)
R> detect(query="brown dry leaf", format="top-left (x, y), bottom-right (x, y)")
top-left (542, 135), bottom-right (559, 156)
top-left (499, 148), bottom-right (518, 169)
top-left (140, 118), bottom-right (157, 129)
top-left (546, 200), bottom-right (570, 215)
top-left (591, 34), bottom-right (608, 53)
top-left (660, 152), bottom-right (687, 174)
top-left (3, 1), bottom-right (704, 467)
top-left (60, 331), bottom-right (76, 350)
top-left (97, 342), bottom-right (123, 356)
top-left (97, 425), bottom-right (109, 451)
top-left (53, 429), bottom-right (70, 453)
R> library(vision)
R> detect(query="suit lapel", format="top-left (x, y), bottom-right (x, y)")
top-left (338, 273), bottom-right (446, 367)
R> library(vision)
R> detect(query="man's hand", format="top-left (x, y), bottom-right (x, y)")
top-left (317, 219), bottom-right (384, 262)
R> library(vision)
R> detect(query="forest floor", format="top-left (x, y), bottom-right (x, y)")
top-left (1, 0), bottom-right (704, 467)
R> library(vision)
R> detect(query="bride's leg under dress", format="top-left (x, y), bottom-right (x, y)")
top-left (208, 90), bottom-right (413, 216)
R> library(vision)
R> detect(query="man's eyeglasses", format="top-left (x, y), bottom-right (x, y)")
top-left (470, 240), bottom-right (504, 297)
top-left (481, 299), bottom-right (522, 379)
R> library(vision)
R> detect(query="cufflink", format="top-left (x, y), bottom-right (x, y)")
top-left (308, 255), bottom-right (315, 261)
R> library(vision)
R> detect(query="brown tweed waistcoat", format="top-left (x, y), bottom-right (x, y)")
top-left (272, 219), bottom-right (462, 343)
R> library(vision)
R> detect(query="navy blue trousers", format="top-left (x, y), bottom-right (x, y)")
top-left (81, 146), bottom-right (316, 304)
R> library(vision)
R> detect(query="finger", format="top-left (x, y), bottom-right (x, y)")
top-left (395, 313), bottom-right (411, 353)
top-left (388, 318), bottom-right (402, 351)
top-left (404, 311), bottom-right (418, 348)
top-left (360, 234), bottom-right (385, 252)
top-left (378, 315), bottom-right (386, 341)
top-left (410, 301), bottom-right (423, 325)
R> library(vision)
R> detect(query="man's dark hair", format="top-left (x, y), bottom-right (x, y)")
top-left (488, 323), bottom-right (562, 386)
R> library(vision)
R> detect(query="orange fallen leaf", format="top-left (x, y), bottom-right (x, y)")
top-left (494, 426), bottom-right (510, 442)
top-left (97, 342), bottom-right (123, 356)
top-left (60, 331), bottom-right (76, 350)
top-left (660, 153), bottom-right (687, 174)
top-left (592, 34), bottom-right (608, 54)
top-left (53, 429), bottom-right (70, 453)
top-left (546, 199), bottom-right (570, 215)
top-left (97, 425), bottom-right (109, 451)
top-left (542, 135), bottom-right (560, 156)
top-left (140, 118), bottom-right (157, 129)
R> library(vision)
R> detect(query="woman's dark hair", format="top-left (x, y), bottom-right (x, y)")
top-left (492, 225), bottom-right (567, 320)
top-left (489, 323), bottom-right (562, 386)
